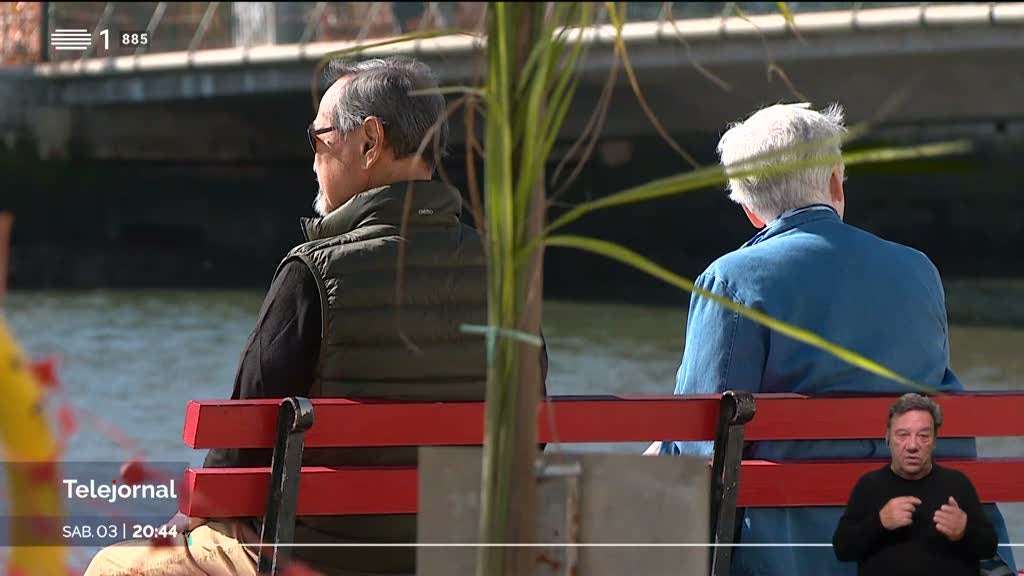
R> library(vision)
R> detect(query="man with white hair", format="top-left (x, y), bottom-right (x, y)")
top-left (653, 103), bottom-right (1015, 575)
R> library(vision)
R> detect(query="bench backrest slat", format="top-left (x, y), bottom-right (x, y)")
top-left (184, 396), bottom-right (723, 449)
top-left (184, 393), bottom-right (1024, 449)
top-left (740, 458), bottom-right (1024, 506)
top-left (751, 393), bottom-right (1024, 439)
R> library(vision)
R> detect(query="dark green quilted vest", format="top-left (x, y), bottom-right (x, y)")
top-left (279, 180), bottom-right (487, 574)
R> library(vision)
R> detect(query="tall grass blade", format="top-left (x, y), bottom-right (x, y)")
top-left (540, 140), bottom-right (971, 240)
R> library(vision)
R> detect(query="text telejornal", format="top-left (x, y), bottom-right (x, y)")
top-left (63, 479), bottom-right (177, 504)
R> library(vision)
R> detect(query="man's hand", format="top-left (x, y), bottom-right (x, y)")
top-left (879, 496), bottom-right (922, 530)
top-left (161, 512), bottom-right (208, 537)
top-left (933, 496), bottom-right (967, 541)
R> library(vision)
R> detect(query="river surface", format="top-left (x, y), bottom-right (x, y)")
top-left (4, 291), bottom-right (1023, 568)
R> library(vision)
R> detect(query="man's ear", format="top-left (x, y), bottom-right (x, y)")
top-left (362, 117), bottom-right (385, 169)
top-left (742, 204), bottom-right (766, 229)
top-left (830, 165), bottom-right (845, 218)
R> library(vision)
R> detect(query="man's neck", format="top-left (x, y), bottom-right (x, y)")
top-left (368, 161), bottom-right (433, 188)
top-left (771, 203), bottom-right (837, 224)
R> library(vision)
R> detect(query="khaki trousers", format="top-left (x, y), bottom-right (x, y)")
top-left (83, 520), bottom-right (259, 576)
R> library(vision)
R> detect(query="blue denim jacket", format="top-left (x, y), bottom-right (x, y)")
top-left (660, 205), bottom-right (1015, 575)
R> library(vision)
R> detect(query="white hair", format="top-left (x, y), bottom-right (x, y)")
top-left (717, 102), bottom-right (847, 222)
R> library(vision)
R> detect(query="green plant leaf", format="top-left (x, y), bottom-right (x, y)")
top-left (776, 2), bottom-right (796, 27)
top-left (409, 86), bottom-right (487, 98)
top-left (606, 1), bottom-right (699, 167)
top-left (309, 28), bottom-right (477, 109)
top-left (460, 323), bottom-right (544, 347)
top-left (542, 6), bottom-right (594, 163)
top-left (540, 139), bottom-right (971, 240)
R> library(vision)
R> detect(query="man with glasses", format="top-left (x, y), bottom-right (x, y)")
top-left (833, 393), bottom-right (998, 576)
top-left (87, 55), bottom-right (547, 576)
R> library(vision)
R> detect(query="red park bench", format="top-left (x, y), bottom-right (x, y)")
top-left (179, 391), bottom-right (1024, 575)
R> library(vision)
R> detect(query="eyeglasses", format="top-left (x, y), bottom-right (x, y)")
top-left (307, 123), bottom-right (337, 153)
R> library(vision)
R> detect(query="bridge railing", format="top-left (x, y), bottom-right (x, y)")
top-left (6, 1), bottom-right (946, 66)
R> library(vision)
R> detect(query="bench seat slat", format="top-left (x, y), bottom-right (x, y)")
top-left (181, 466), bottom-right (418, 517)
top-left (183, 393), bottom-right (1024, 450)
top-left (183, 396), bottom-right (723, 449)
top-left (180, 458), bottom-right (1024, 517)
top-left (738, 458), bottom-right (1024, 506)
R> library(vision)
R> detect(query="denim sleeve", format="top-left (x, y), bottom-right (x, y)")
top-left (661, 272), bottom-right (767, 458)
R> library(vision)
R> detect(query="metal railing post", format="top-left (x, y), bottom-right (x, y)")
top-left (135, 1), bottom-right (167, 56)
top-left (356, 1), bottom-right (385, 44)
top-left (188, 1), bottom-right (221, 55)
top-left (299, 1), bottom-right (327, 47)
top-left (40, 1), bottom-right (50, 63)
top-left (718, 2), bottom-right (736, 37)
top-left (81, 1), bottom-right (116, 61)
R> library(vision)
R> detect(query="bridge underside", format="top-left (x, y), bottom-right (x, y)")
top-left (18, 24), bottom-right (1022, 162)
top-left (4, 15), bottom-right (1024, 299)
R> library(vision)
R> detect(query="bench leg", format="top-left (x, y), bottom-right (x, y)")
top-left (258, 397), bottom-right (315, 575)
top-left (709, 390), bottom-right (756, 576)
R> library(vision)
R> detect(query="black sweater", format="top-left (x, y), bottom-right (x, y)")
top-left (833, 464), bottom-right (997, 576)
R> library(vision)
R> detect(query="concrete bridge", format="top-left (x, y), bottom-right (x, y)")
top-left (6, 2), bottom-right (1024, 162)
top-left (4, 2), bottom-right (1024, 296)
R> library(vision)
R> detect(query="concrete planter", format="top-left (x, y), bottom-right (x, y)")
top-left (417, 447), bottom-right (710, 576)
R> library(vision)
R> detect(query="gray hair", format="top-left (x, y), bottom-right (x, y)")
top-left (717, 102), bottom-right (847, 222)
top-left (886, 393), bottom-right (943, 438)
top-left (324, 56), bottom-right (448, 168)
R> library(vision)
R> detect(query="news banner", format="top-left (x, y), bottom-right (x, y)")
top-left (2, 462), bottom-right (186, 546)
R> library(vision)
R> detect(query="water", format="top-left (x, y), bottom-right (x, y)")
top-left (4, 291), bottom-right (1023, 566)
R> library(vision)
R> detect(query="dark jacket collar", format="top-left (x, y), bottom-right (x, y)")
top-left (300, 180), bottom-right (463, 242)
top-left (742, 203), bottom-right (840, 248)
